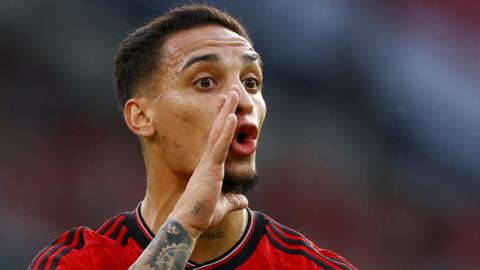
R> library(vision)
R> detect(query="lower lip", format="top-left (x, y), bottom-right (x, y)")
top-left (230, 138), bottom-right (257, 156)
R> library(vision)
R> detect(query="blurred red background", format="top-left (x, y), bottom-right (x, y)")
top-left (1, 1), bottom-right (479, 269)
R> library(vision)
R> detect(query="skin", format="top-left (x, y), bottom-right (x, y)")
top-left (124, 25), bottom-right (266, 269)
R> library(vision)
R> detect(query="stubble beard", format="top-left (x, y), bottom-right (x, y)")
top-left (222, 170), bottom-right (258, 194)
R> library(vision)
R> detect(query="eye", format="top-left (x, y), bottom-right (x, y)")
top-left (194, 77), bottom-right (215, 90)
top-left (242, 78), bottom-right (259, 91)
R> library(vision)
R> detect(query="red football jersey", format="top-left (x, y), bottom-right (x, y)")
top-left (30, 204), bottom-right (357, 270)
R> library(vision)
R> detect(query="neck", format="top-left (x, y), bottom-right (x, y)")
top-left (140, 166), bottom-right (247, 264)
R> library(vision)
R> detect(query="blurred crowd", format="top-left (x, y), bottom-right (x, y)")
top-left (1, 0), bottom-right (479, 269)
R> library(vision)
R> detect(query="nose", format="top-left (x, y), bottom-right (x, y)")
top-left (230, 83), bottom-right (254, 116)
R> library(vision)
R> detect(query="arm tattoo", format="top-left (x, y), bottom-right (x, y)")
top-left (132, 219), bottom-right (194, 270)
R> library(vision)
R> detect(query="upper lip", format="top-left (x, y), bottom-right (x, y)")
top-left (234, 120), bottom-right (259, 141)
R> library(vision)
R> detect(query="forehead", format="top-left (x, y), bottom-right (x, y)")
top-left (162, 25), bottom-right (256, 63)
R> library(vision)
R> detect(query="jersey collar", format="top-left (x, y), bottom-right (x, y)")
top-left (124, 201), bottom-right (265, 269)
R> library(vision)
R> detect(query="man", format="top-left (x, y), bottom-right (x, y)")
top-left (30, 4), bottom-right (357, 270)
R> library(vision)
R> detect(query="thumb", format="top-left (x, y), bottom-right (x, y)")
top-left (224, 193), bottom-right (249, 213)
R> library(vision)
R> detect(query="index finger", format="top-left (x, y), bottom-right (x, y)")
top-left (207, 91), bottom-right (239, 147)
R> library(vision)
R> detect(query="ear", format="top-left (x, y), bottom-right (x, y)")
top-left (123, 98), bottom-right (155, 138)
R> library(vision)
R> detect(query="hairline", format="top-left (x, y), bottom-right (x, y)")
top-left (115, 4), bottom-right (255, 109)
top-left (135, 23), bottom-right (255, 95)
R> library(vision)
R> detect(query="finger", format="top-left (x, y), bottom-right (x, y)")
top-left (207, 91), bottom-right (239, 147)
top-left (209, 91), bottom-right (238, 143)
top-left (224, 193), bottom-right (249, 213)
top-left (211, 113), bottom-right (237, 165)
top-left (216, 95), bottom-right (227, 113)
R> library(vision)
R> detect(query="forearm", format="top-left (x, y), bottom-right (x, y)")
top-left (129, 218), bottom-right (196, 270)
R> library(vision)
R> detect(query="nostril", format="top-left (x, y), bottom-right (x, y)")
top-left (235, 98), bottom-right (254, 116)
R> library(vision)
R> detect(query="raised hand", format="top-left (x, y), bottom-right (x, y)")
top-left (129, 91), bottom-right (248, 270)
top-left (169, 90), bottom-right (249, 237)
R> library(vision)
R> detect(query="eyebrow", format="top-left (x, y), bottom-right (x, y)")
top-left (181, 54), bottom-right (220, 71)
top-left (243, 53), bottom-right (263, 67)
top-left (180, 52), bottom-right (263, 72)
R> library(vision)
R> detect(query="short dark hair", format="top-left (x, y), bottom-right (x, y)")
top-left (114, 4), bottom-right (252, 108)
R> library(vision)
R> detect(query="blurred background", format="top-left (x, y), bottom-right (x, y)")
top-left (1, 0), bottom-right (479, 269)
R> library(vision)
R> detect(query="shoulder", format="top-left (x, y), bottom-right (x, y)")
top-left (254, 211), bottom-right (358, 270)
top-left (29, 226), bottom-right (93, 270)
top-left (29, 213), bottom-right (136, 270)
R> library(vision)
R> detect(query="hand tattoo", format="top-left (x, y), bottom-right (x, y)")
top-left (133, 219), bottom-right (193, 270)
top-left (190, 201), bottom-right (204, 216)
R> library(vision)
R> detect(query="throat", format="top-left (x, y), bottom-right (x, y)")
top-left (189, 209), bottom-right (248, 264)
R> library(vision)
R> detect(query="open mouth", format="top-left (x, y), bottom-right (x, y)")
top-left (230, 124), bottom-right (259, 156)
top-left (236, 133), bottom-right (247, 143)
top-left (235, 124), bottom-right (258, 143)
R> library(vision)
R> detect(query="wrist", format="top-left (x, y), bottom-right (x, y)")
top-left (168, 211), bottom-right (204, 239)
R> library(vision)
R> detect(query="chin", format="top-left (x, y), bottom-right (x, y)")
top-left (222, 159), bottom-right (258, 194)
top-left (220, 152), bottom-right (258, 194)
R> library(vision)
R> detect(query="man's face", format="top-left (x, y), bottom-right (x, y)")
top-left (144, 25), bottom-right (266, 192)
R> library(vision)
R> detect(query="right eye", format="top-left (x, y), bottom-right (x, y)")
top-left (194, 77), bottom-right (215, 90)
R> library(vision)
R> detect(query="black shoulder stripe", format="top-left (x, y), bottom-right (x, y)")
top-left (317, 252), bottom-right (354, 270)
top-left (120, 231), bottom-right (130, 246)
top-left (259, 211), bottom-right (307, 239)
top-left (267, 223), bottom-right (351, 270)
top-left (108, 219), bottom-right (124, 240)
top-left (49, 227), bottom-right (86, 270)
top-left (28, 230), bottom-right (74, 270)
top-left (267, 222), bottom-right (306, 245)
top-left (36, 228), bottom-right (77, 270)
top-left (265, 230), bottom-right (336, 270)
top-left (98, 215), bottom-right (118, 235)
top-left (269, 217), bottom-right (304, 238)
top-left (28, 239), bottom-right (56, 270)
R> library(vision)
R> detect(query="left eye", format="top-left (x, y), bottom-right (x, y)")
top-left (242, 78), bottom-right (258, 90)
top-left (194, 77), bottom-right (215, 90)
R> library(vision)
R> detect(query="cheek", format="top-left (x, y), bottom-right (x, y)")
top-left (153, 93), bottom-right (217, 171)
top-left (159, 103), bottom-right (206, 148)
